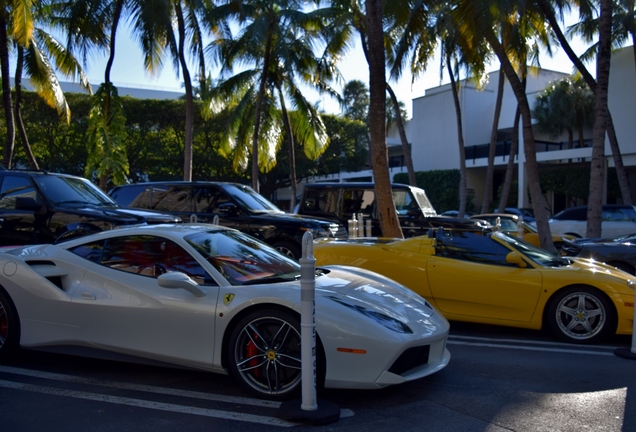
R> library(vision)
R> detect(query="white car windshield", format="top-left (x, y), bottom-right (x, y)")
top-left (185, 229), bottom-right (301, 285)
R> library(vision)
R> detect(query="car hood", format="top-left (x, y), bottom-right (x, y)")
top-left (250, 211), bottom-right (338, 226)
top-left (565, 257), bottom-right (636, 282)
top-left (116, 208), bottom-right (182, 223)
top-left (314, 265), bottom-right (439, 322)
top-left (55, 205), bottom-right (181, 224)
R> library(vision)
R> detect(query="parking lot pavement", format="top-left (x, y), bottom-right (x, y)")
top-left (1, 333), bottom-right (634, 431)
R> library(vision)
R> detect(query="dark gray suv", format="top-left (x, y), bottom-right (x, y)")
top-left (109, 181), bottom-right (348, 259)
top-left (0, 168), bottom-right (180, 246)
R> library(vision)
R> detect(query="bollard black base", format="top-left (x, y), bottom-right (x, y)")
top-left (277, 399), bottom-right (340, 425)
top-left (615, 347), bottom-right (636, 360)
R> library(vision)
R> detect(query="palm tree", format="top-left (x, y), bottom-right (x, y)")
top-left (13, 7), bottom-right (92, 170)
top-left (340, 79), bottom-right (369, 122)
top-left (323, 0), bottom-right (404, 238)
top-left (209, 0), bottom-right (334, 199)
top-left (533, 75), bottom-right (594, 152)
top-left (452, 0), bottom-right (556, 252)
top-left (0, 1), bottom-right (90, 169)
top-left (537, 0), bottom-right (632, 207)
top-left (0, 0), bottom-right (34, 168)
top-left (586, 0), bottom-right (614, 237)
top-left (363, 0), bottom-right (403, 238)
top-left (56, 0), bottom-right (208, 185)
top-left (481, 68), bottom-right (505, 213)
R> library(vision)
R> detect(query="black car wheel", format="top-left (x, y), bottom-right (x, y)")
top-left (547, 286), bottom-right (614, 344)
top-left (0, 290), bottom-right (19, 359)
top-left (228, 309), bottom-right (303, 400)
top-left (272, 241), bottom-right (301, 261)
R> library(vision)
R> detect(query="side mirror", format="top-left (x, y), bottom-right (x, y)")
top-left (157, 272), bottom-right (206, 297)
top-left (506, 252), bottom-right (527, 268)
top-left (217, 202), bottom-right (238, 215)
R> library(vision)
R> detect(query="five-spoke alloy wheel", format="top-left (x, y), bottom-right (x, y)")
top-left (548, 286), bottom-right (614, 344)
top-left (228, 309), bottom-right (303, 400)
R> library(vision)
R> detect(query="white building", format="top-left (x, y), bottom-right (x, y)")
top-left (301, 45), bottom-right (636, 214)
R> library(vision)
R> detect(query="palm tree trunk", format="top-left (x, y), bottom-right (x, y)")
top-left (386, 83), bottom-right (416, 186)
top-left (365, 0), bottom-right (402, 239)
top-left (0, 16), bottom-right (15, 168)
top-left (587, 0), bottom-right (613, 238)
top-left (14, 46), bottom-right (39, 170)
top-left (485, 31), bottom-right (555, 252)
top-left (497, 104), bottom-right (521, 213)
top-left (175, 2), bottom-right (194, 182)
top-left (447, 54), bottom-right (467, 218)
top-left (481, 68), bottom-right (505, 213)
top-left (278, 88), bottom-right (297, 212)
top-left (250, 26), bottom-right (274, 193)
top-left (538, 0), bottom-right (631, 205)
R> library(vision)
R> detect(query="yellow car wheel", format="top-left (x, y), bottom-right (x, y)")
top-left (547, 286), bottom-right (615, 344)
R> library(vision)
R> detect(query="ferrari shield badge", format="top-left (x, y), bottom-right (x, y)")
top-left (223, 293), bottom-right (235, 306)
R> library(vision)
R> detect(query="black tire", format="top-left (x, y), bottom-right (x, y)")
top-left (0, 290), bottom-right (20, 359)
top-left (272, 241), bottom-right (301, 261)
top-left (547, 286), bottom-right (615, 344)
top-left (227, 309), bottom-right (304, 400)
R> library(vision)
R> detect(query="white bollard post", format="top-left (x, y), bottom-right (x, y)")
top-left (357, 213), bottom-right (364, 237)
top-left (213, 215), bottom-right (219, 225)
top-left (277, 232), bottom-right (341, 424)
top-left (516, 215), bottom-right (524, 240)
top-left (299, 231), bottom-right (317, 411)
top-left (366, 219), bottom-right (372, 237)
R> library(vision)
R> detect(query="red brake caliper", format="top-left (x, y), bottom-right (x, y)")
top-left (246, 333), bottom-right (260, 377)
top-left (0, 314), bottom-right (7, 338)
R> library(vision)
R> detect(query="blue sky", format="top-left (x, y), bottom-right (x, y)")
top-left (81, 17), bottom-right (590, 118)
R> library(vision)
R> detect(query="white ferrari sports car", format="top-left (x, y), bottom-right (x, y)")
top-left (0, 224), bottom-right (450, 400)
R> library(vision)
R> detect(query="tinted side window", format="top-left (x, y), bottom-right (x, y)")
top-left (153, 186), bottom-right (192, 212)
top-left (69, 240), bottom-right (105, 263)
top-left (342, 189), bottom-right (375, 219)
top-left (392, 190), bottom-right (418, 215)
top-left (69, 235), bottom-right (216, 285)
top-left (192, 186), bottom-right (227, 213)
top-left (603, 207), bottom-right (636, 221)
top-left (301, 189), bottom-right (339, 217)
top-left (554, 207), bottom-right (586, 221)
top-left (111, 185), bottom-right (150, 208)
top-left (0, 175), bottom-right (39, 210)
top-left (436, 232), bottom-right (514, 267)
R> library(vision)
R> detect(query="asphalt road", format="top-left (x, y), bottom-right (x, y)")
top-left (1, 324), bottom-right (634, 432)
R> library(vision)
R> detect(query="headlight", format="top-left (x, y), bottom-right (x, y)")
top-left (303, 226), bottom-right (332, 239)
top-left (628, 279), bottom-right (635, 290)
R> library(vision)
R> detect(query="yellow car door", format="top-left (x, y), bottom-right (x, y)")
top-left (425, 232), bottom-right (543, 322)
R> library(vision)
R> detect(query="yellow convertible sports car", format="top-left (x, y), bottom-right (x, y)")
top-left (314, 229), bottom-right (635, 344)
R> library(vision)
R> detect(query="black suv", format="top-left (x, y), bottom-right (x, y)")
top-left (0, 168), bottom-right (181, 246)
top-left (296, 182), bottom-right (489, 237)
top-left (109, 181), bottom-right (348, 259)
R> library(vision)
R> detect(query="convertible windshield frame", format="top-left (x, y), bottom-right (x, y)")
top-left (184, 229), bottom-right (301, 285)
top-left (493, 232), bottom-right (568, 267)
